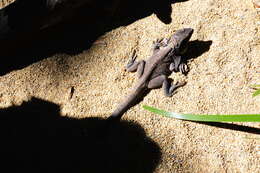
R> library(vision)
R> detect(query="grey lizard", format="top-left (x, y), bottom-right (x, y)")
top-left (109, 28), bottom-right (194, 120)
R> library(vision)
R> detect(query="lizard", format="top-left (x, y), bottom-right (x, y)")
top-left (109, 28), bottom-right (194, 120)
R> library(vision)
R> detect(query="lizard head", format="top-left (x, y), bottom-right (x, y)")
top-left (170, 28), bottom-right (193, 55)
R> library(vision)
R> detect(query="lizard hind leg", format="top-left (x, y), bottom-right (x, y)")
top-left (148, 75), bottom-right (186, 97)
top-left (166, 81), bottom-right (186, 97)
top-left (126, 51), bottom-right (145, 78)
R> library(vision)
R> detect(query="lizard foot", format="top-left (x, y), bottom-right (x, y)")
top-left (152, 38), bottom-right (169, 51)
top-left (179, 63), bottom-right (189, 74)
top-left (152, 38), bottom-right (163, 51)
top-left (168, 81), bottom-right (187, 96)
top-left (126, 50), bottom-right (137, 69)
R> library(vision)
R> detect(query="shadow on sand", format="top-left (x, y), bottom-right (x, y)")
top-left (0, 97), bottom-right (161, 173)
top-left (0, 0), bottom-right (189, 75)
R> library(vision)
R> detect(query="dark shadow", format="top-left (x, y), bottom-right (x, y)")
top-left (0, 0), bottom-right (189, 76)
top-left (191, 121), bottom-right (260, 135)
top-left (184, 40), bottom-right (213, 62)
top-left (111, 0), bottom-right (189, 26)
top-left (0, 97), bottom-right (161, 173)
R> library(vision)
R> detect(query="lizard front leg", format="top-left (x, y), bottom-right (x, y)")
top-left (178, 63), bottom-right (189, 74)
top-left (169, 62), bottom-right (189, 74)
top-left (152, 38), bottom-right (169, 53)
top-left (169, 55), bottom-right (189, 74)
top-left (126, 51), bottom-right (145, 78)
top-left (148, 75), bottom-right (186, 97)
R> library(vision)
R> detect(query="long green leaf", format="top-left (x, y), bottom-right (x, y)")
top-left (143, 105), bottom-right (260, 122)
top-left (250, 84), bottom-right (260, 88)
top-left (253, 89), bottom-right (260, 97)
top-left (251, 84), bottom-right (260, 97)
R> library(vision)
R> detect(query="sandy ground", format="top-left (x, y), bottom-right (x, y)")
top-left (0, 0), bottom-right (14, 9)
top-left (1, 0), bottom-right (260, 172)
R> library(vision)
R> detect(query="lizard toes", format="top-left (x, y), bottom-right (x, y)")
top-left (126, 51), bottom-right (137, 68)
top-left (131, 50), bottom-right (137, 61)
top-left (166, 81), bottom-right (186, 97)
top-left (176, 81), bottom-right (187, 87)
top-left (179, 64), bottom-right (189, 74)
top-left (168, 86), bottom-right (178, 97)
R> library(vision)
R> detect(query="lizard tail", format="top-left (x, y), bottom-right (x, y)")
top-left (109, 87), bottom-right (150, 120)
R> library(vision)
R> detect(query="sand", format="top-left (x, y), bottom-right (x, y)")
top-left (0, 0), bottom-right (14, 9)
top-left (0, 0), bottom-right (259, 172)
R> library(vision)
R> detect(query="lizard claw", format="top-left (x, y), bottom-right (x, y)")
top-left (131, 50), bottom-right (137, 61)
top-left (175, 81), bottom-right (187, 87)
top-left (126, 50), bottom-right (137, 68)
top-left (153, 38), bottom-right (164, 44)
top-left (152, 38), bottom-right (169, 51)
top-left (179, 63), bottom-right (189, 74)
top-left (161, 38), bottom-right (169, 47)
top-left (168, 81), bottom-right (187, 96)
top-left (152, 38), bottom-right (163, 51)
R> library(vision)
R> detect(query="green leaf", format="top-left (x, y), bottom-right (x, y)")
top-left (250, 84), bottom-right (260, 88)
top-left (251, 84), bottom-right (260, 97)
top-left (253, 89), bottom-right (260, 97)
top-left (143, 105), bottom-right (260, 122)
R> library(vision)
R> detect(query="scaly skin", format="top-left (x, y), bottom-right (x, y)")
top-left (109, 28), bottom-right (194, 120)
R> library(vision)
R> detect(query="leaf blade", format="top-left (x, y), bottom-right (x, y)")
top-left (143, 105), bottom-right (260, 122)
top-left (250, 84), bottom-right (260, 88)
top-left (253, 89), bottom-right (260, 97)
